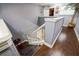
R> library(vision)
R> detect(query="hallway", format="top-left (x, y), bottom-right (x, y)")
top-left (15, 27), bottom-right (79, 56)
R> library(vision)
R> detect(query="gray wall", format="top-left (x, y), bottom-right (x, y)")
top-left (1, 3), bottom-right (42, 24)
top-left (76, 17), bottom-right (79, 33)
top-left (59, 15), bottom-right (73, 27)
top-left (75, 13), bottom-right (79, 34)
top-left (0, 4), bottom-right (2, 18)
top-left (0, 3), bottom-right (42, 40)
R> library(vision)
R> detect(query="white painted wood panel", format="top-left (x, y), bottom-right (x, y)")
top-left (44, 17), bottom-right (64, 48)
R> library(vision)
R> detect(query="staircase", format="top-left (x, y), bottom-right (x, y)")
top-left (27, 23), bottom-right (45, 45)
top-left (27, 17), bottom-right (64, 48)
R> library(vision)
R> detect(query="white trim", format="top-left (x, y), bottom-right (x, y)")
top-left (63, 25), bottom-right (67, 27)
top-left (74, 28), bottom-right (79, 41)
top-left (32, 23), bottom-right (45, 33)
top-left (44, 28), bottom-right (62, 48)
top-left (16, 40), bottom-right (28, 46)
top-left (44, 42), bottom-right (52, 48)
top-left (45, 17), bottom-right (64, 22)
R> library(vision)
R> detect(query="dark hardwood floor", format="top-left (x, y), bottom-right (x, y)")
top-left (16, 42), bottom-right (41, 56)
top-left (14, 27), bottom-right (79, 56)
top-left (13, 40), bottom-right (41, 56)
top-left (34, 27), bottom-right (79, 56)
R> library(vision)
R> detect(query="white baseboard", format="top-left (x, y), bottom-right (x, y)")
top-left (63, 25), bottom-right (67, 27)
top-left (44, 42), bottom-right (52, 48)
top-left (74, 28), bottom-right (79, 41)
top-left (16, 39), bottom-right (28, 46)
top-left (44, 28), bottom-right (62, 48)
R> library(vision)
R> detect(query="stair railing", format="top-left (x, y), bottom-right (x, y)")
top-left (27, 23), bottom-right (45, 45)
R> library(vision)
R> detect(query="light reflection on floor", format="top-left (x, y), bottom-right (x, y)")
top-left (51, 50), bottom-right (64, 56)
top-left (58, 33), bottom-right (67, 42)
